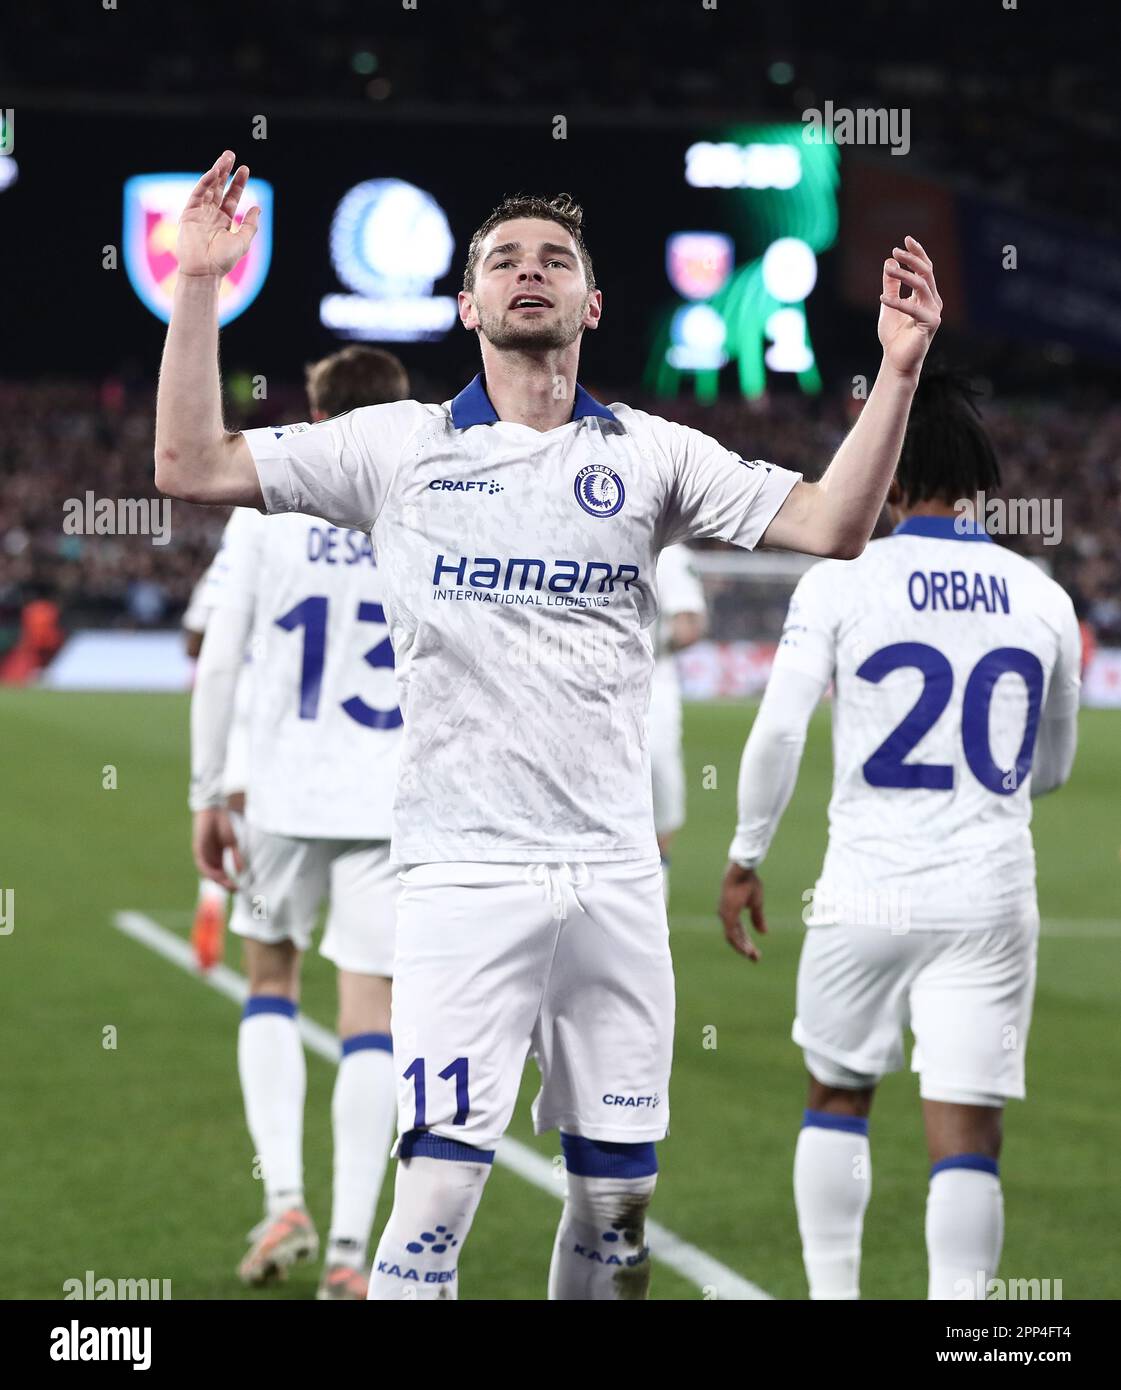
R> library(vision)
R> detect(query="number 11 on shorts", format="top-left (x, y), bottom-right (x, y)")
top-left (403, 1057), bottom-right (470, 1127)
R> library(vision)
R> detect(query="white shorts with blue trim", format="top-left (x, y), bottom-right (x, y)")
top-left (793, 911), bottom-right (1039, 1105)
top-left (229, 819), bottom-right (397, 976)
top-left (390, 858), bottom-right (674, 1152)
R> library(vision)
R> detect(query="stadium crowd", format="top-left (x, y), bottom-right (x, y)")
top-left (1, 376), bottom-right (1117, 666)
top-left (7, 2), bottom-right (1113, 236)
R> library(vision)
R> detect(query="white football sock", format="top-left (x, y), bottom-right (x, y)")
top-left (547, 1137), bottom-right (658, 1300)
top-left (367, 1141), bottom-right (493, 1301)
top-left (237, 997), bottom-right (305, 1218)
top-left (926, 1158), bottom-right (1003, 1300)
top-left (549, 1169), bottom-right (657, 1300)
top-left (794, 1112), bottom-right (871, 1300)
top-left (660, 858), bottom-right (670, 906)
top-left (327, 1034), bottom-right (397, 1269)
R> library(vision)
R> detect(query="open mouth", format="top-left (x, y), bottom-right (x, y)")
top-left (509, 295), bottom-right (553, 311)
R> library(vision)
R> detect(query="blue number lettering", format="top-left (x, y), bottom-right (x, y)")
top-left (858, 643), bottom-right (1045, 795)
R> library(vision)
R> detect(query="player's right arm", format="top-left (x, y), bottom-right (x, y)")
top-left (154, 151), bottom-right (263, 507)
top-left (718, 566), bottom-right (836, 958)
top-left (191, 606), bottom-right (251, 888)
top-left (189, 510), bottom-right (259, 887)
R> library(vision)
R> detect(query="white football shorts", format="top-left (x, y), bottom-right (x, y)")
top-left (390, 857), bottom-right (674, 1151)
top-left (229, 819), bottom-right (397, 976)
top-left (793, 910), bottom-right (1040, 1105)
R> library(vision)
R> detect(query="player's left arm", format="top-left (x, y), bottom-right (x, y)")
top-left (1031, 597), bottom-right (1082, 797)
top-left (761, 238), bottom-right (942, 559)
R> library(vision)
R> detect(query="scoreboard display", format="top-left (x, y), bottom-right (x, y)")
top-left (0, 110), bottom-right (837, 395)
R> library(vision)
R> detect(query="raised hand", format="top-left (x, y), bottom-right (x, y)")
top-left (176, 150), bottom-right (260, 279)
top-left (879, 235), bottom-right (942, 378)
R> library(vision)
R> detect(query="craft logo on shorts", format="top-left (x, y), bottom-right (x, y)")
top-left (574, 464), bottom-right (625, 518)
top-left (123, 172), bottom-right (274, 326)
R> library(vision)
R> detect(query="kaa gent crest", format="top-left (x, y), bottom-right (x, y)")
top-left (123, 173), bottom-right (274, 326)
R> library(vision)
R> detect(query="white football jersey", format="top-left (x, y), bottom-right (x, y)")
top-left (182, 571), bottom-right (212, 635)
top-left (244, 376), bottom-right (800, 863)
top-left (203, 507), bottom-right (402, 839)
top-left (775, 516), bottom-right (1082, 930)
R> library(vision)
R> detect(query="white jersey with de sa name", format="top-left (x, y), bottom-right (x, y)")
top-left (775, 516), bottom-right (1081, 930)
top-left (203, 507), bottom-right (402, 840)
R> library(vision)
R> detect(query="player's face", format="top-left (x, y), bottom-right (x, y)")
top-left (461, 218), bottom-right (601, 350)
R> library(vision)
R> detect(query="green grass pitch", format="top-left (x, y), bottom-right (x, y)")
top-left (2, 689), bottom-right (1118, 1299)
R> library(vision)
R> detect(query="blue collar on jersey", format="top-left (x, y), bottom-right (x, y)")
top-left (450, 373), bottom-right (618, 428)
top-left (892, 515), bottom-right (993, 543)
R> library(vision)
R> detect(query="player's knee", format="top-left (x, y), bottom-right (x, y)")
top-left (336, 969), bottom-right (391, 1039)
top-left (806, 1072), bottom-right (876, 1118)
top-left (923, 1100), bottom-right (1003, 1164)
top-left (558, 1136), bottom-right (657, 1283)
top-left (244, 938), bottom-right (300, 996)
top-left (560, 1136), bottom-right (658, 1208)
top-left (397, 1130), bottom-right (497, 1179)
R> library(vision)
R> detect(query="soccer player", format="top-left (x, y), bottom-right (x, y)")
top-left (182, 560), bottom-right (251, 970)
top-left (719, 371), bottom-right (1081, 1300)
top-left (649, 544), bottom-right (708, 901)
top-left (155, 149), bottom-right (941, 1301)
top-left (190, 344), bottom-right (410, 1299)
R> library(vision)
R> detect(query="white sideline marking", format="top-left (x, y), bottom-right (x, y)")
top-left (112, 909), bottom-right (771, 1301)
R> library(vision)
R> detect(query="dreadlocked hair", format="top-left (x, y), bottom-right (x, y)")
top-left (896, 366), bottom-right (1002, 507)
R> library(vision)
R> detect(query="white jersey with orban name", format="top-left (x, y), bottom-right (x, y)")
top-left (777, 523), bottom-right (1081, 931)
top-left (203, 507), bottom-right (402, 840)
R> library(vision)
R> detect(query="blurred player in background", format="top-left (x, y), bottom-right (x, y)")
top-left (157, 150), bottom-right (941, 1301)
top-left (649, 544), bottom-right (707, 902)
top-left (182, 565), bottom-right (251, 970)
top-left (190, 345), bottom-right (409, 1299)
top-left (719, 371), bottom-right (1081, 1300)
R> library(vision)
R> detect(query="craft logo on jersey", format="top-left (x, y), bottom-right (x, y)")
top-left (574, 464), bottom-right (625, 518)
top-left (123, 173), bottom-right (274, 326)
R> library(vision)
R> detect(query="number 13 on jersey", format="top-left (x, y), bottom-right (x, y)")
top-left (276, 595), bottom-right (402, 729)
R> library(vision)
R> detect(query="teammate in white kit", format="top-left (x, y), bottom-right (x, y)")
top-left (649, 545), bottom-right (708, 901)
top-left (190, 346), bottom-right (410, 1299)
top-left (182, 559), bottom-right (252, 969)
top-left (719, 372), bottom-right (1081, 1300)
top-left (156, 149), bottom-right (942, 1300)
